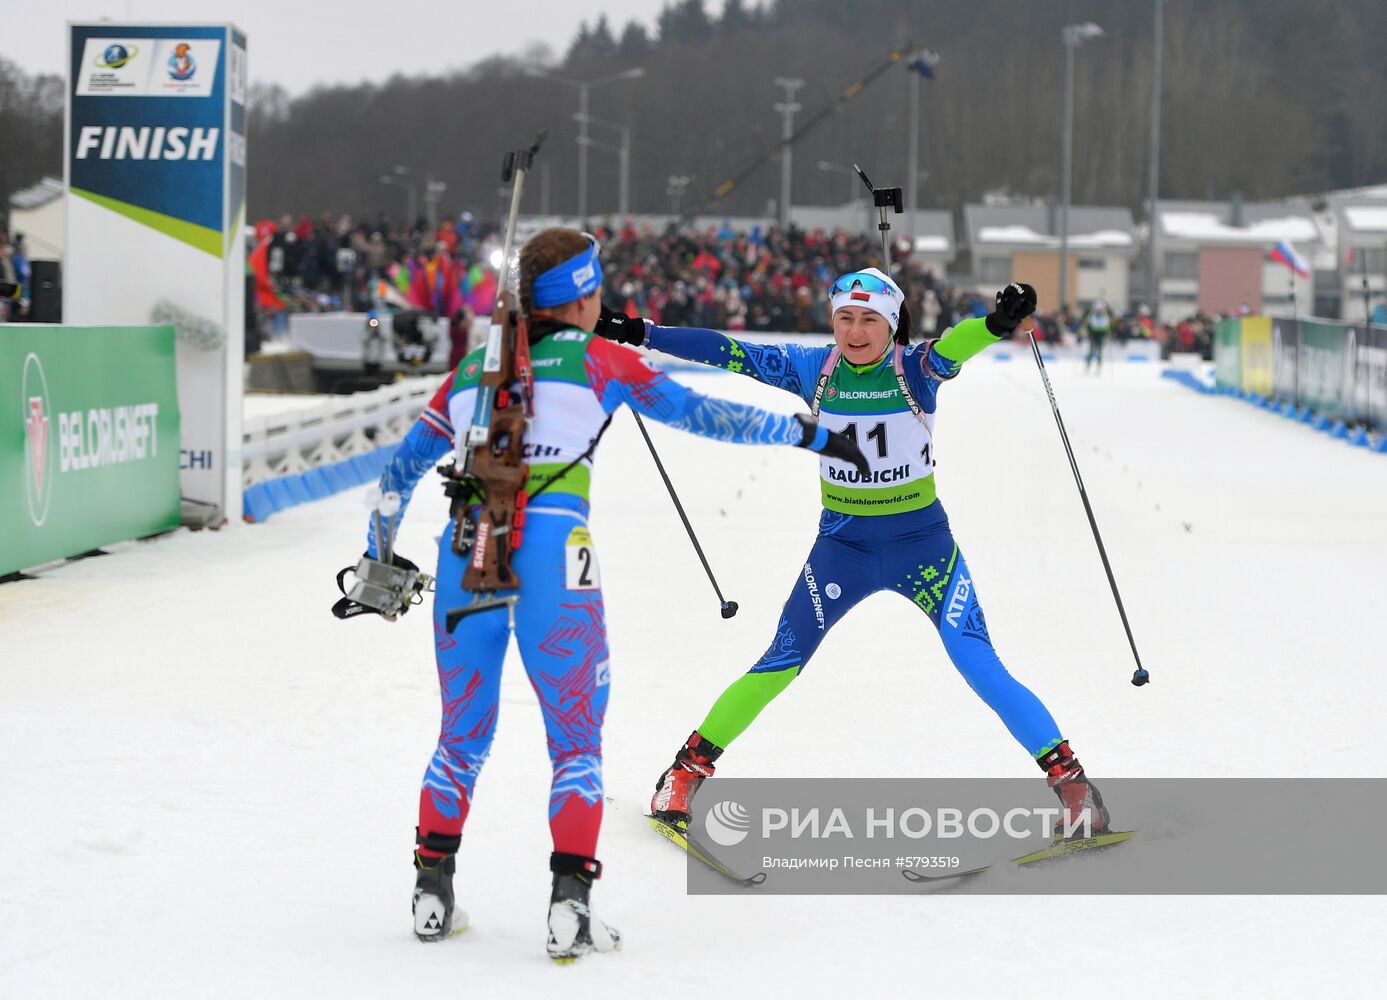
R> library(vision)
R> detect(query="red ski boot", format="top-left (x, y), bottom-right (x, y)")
top-left (1038, 741), bottom-right (1111, 840)
top-left (650, 731), bottom-right (723, 830)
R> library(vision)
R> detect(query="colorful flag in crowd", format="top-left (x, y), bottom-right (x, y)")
top-left (1269, 239), bottom-right (1309, 277)
top-left (404, 252), bottom-right (465, 318)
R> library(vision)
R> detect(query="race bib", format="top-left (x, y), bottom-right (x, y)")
top-left (565, 526), bottom-right (600, 590)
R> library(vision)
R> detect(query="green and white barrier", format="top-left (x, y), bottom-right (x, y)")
top-left (2, 324), bottom-right (181, 576)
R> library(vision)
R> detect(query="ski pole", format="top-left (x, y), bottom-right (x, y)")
top-left (1027, 330), bottom-right (1150, 687)
top-left (631, 412), bottom-right (738, 619)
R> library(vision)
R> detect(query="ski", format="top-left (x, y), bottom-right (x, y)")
top-left (647, 815), bottom-right (767, 886)
top-left (902, 829), bottom-right (1135, 884)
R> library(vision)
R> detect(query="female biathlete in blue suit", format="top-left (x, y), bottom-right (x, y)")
top-left (348, 228), bottom-right (866, 960)
top-left (595, 269), bottom-right (1110, 839)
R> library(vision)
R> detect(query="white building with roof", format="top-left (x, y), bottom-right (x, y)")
top-left (1153, 199), bottom-right (1322, 324)
top-left (1332, 199), bottom-right (1387, 322)
top-left (7, 176), bottom-right (65, 261)
top-left (963, 203), bottom-right (1135, 313)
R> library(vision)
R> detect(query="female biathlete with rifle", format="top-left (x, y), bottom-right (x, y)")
top-left (594, 270), bottom-right (1112, 840)
top-left (339, 228), bottom-right (867, 961)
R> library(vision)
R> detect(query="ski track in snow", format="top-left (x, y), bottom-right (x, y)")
top-left (4, 362), bottom-right (1386, 998)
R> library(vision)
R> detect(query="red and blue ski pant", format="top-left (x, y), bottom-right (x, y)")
top-left (417, 499), bottom-right (609, 860)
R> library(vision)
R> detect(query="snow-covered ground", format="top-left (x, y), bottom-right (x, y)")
top-left (4, 360), bottom-right (1386, 997)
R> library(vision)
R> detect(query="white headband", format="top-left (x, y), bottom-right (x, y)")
top-left (829, 267), bottom-right (903, 332)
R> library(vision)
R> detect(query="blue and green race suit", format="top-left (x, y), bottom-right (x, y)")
top-left (642, 318), bottom-right (1066, 760)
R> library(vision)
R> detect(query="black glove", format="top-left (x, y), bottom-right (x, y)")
top-left (795, 415), bottom-right (870, 477)
top-left (986, 282), bottom-right (1038, 335)
top-left (594, 304), bottom-right (647, 346)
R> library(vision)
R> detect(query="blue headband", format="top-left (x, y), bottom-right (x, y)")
top-left (531, 237), bottom-right (603, 308)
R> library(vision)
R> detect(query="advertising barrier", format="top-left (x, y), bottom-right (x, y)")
top-left (1348, 324), bottom-right (1387, 430)
top-left (1271, 317), bottom-right (1299, 402)
top-left (2, 325), bottom-right (181, 576)
top-left (1214, 318), bottom-right (1241, 390)
top-left (1296, 320), bottom-right (1350, 419)
top-left (1239, 316), bottom-right (1273, 398)
top-left (1212, 315), bottom-right (1385, 433)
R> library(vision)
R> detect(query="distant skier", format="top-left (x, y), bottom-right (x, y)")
top-left (596, 271), bottom-right (1111, 842)
top-left (1083, 299), bottom-right (1112, 372)
top-left (339, 228), bottom-right (866, 960)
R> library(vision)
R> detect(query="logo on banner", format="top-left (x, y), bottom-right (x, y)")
top-left (95, 43), bottom-right (139, 69)
top-left (22, 353), bottom-right (54, 527)
top-left (76, 36), bottom-right (220, 97)
top-left (167, 43), bottom-right (196, 81)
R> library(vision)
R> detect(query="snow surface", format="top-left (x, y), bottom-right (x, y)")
top-left (4, 362), bottom-right (1387, 997)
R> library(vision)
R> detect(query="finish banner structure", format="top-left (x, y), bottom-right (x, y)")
top-left (1, 325), bottom-right (181, 577)
top-left (65, 22), bottom-right (247, 521)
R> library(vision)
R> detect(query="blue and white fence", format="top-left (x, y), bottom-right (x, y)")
top-left (241, 377), bottom-right (440, 522)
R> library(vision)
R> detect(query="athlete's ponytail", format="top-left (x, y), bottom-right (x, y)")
top-left (894, 300), bottom-right (915, 345)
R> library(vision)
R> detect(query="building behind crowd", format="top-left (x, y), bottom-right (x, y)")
top-left (1152, 199), bottom-right (1320, 324)
top-left (1329, 192), bottom-right (1387, 323)
top-left (963, 203), bottom-right (1136, 313)
top-left (7, 176), bottom-right (65, 263)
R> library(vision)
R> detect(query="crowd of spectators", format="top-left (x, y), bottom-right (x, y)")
top-left (253, 211), bottom-right (499, 315)
top-left (2, 206), bottom-right (1215, 361)
top-left (591, 221), bottom-right (987, 339)
top-left (244, 213), bottom-right (1213, 358)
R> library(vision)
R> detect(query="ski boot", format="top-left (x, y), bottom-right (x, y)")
top-left (1038, 740), bottom-right (1111, 840)
top-left (650, 730), bottom-right (723, 831)
top-left (546, 853), bottom-right (621, 963)
top-left (413, 847), bottom-right (468, 942)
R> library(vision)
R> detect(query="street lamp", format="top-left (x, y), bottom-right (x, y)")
top-left (526, 65), bottom-right (645, 225)
top-left (1058, 21), bottom-right (1104, 314)
top-left (906, 47), bottom-right (939, 238)
top-left (575, 112), bottom-right (632, 217)
top-left (773, 77), bottom-right (804, 228)
top-left (393, 165), bottom-right (446, 234)
top-left (1146, 0), bottom-right (1170, 319)
top-left (379, 173), bottom-right (417, 229)
top-left (666, 175), bottom-right (690, 216)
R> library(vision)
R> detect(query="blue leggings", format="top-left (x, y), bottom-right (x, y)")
top-left (417, 499), bottom-right (610, 858)
top-left (701, 503), bottom-right (1063, 757)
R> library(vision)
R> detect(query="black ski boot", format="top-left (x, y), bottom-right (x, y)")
top-left (413, 851), bottom-right (467, 941)
top-left (546, 853), bottom-right (621, 963)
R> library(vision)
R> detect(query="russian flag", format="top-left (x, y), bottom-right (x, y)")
top-left (1270, 239), bottom-right (1309, 278)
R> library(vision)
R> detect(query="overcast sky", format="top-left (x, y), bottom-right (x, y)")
top-left (1, 0), bottom-right (669, 94)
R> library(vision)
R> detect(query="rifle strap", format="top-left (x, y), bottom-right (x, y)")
top-left (526, 414), bottom-right (613, 504)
